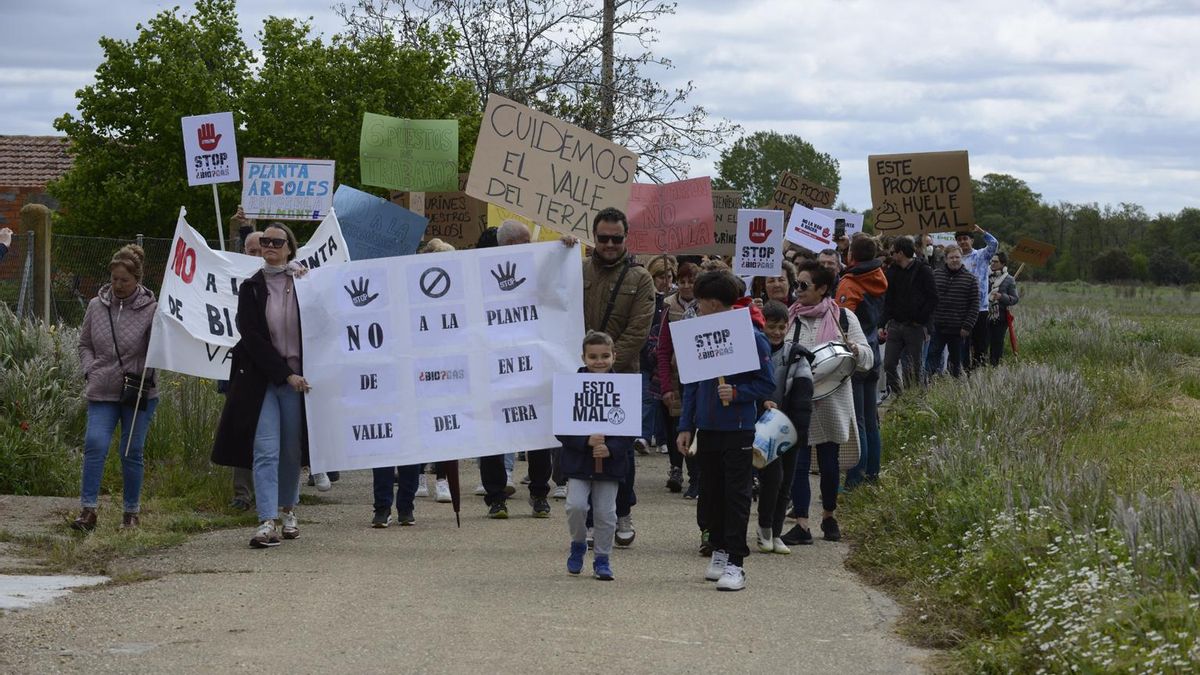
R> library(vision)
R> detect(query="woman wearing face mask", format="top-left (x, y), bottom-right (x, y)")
top-left (780, 260), bottom-right (872, 546)
top-left (926, 246), bottom-right (979, 377)
top-left (213, 223), bottom-right (312, 548)
top-left (986, 252), bottom-right (1019, 366)
top-left (73, 244), bottom-right (158, 531)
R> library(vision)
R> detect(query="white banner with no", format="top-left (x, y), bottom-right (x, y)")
top-left (298, 241), bottom-right (585, 472)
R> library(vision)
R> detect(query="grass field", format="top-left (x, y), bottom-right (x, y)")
top-left (842, 281), bottom-right (1200, 672)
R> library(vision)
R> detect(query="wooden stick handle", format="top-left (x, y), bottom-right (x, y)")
top-left (719, 376), bottom-right (730, 407)
top-left (595, 457), bottom-right (604, 473)
top-left (1012, 262), bottom-right (1025, 280)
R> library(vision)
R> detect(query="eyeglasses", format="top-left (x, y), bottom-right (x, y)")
top-left (260, 237), bottom-right (288, 249)
top-left (595, 234), bottom-right (625, 244)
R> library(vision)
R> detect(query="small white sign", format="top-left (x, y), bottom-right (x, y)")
top-left (669, 307), bottom-right (761, 385)
top-left (733, 209), bottom-right (785, 277)
top-left (814, 207), bottom-right (864, 239)
top-left (552, 373), bottom-right (642, 436)
top-left (930, 232), bottom-right (958, 247)
top-left (241, 158), bottom-right (336, 221)
top-left (784, 204), bottom-right (837, 254)
top-left (181, 112), bottom-right (240, 186)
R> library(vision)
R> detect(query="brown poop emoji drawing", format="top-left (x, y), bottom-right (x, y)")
top-left (874, 201), bottom-right (904, 231)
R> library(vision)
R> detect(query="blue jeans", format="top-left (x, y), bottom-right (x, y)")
top-left (927, 331), bottom-right (964, 378)
top-left (846, 373), bottom-right (882, 487)
top-left (253, 383), bottom-right (304, 522)
top-left (372, 465), bottom-right (421, 513)
top-left (791, 443), bottom-right (840, 519)
top-left (81, 399), bottom-right (159, 512)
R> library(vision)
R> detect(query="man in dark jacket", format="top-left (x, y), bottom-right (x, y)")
top-left (926, 246), bottom-right (978, 378)
top-left (880, 236), bottom-right (938, 395)
top-left (836, 235), bottom-right (887, 486)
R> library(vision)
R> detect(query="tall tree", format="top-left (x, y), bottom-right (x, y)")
top-left (337, 0), bottom-right (739, 179)
top-left (712, 131), bottom-right (840, 208)
top-left (51, 0), bottom-right (251, 238)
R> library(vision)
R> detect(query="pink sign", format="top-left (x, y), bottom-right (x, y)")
top-left (625, 177), bottom-right (715, 253)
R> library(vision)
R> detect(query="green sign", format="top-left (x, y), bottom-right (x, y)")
top-left (360, 112), bottom-right (458, 192)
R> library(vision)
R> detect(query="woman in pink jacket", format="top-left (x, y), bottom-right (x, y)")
top-left (72, 244), bottom-right (159, 531)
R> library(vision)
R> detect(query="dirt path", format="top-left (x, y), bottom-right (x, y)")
top-left (0, 456), bottom-right (928, 673)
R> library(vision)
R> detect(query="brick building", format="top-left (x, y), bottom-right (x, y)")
top-left (0, 135), bottom-right (73, 229)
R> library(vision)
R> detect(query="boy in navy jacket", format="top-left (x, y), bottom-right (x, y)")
top-left (556, 331), bottom-right (632, 580)
top-left (677, 270), bottom-right (775, 592)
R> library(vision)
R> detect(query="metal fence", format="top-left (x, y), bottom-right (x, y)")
top-left (0, 231), bottom-right (219, 326)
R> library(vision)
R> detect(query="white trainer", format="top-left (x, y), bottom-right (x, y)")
top-left (757, 527), bottom-right (774, 553)
top-left (705, 550), bottom-right (729, 581)
top-left (313, 472), bottom-right (332, 492)
top-left (435, 478), bottom-right (452, 503)
top-left (504, 471), bottom-right (516, 496)
top-left (716, 564), bottom-right (746, 591)
top-left (772, 537), bottom-right (791, 555)
top-left (280, 510), bottom-right (299, 539)
top-left (552, 485), bottom-right (568, 500)
top-left (615, 515), bottom-right (635, 547)
top-left (474, 483), bottom-right (486, 496)
top-left (415, 474), bottom-right (429, 498)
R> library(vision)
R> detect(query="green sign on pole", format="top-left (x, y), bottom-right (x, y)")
top-left (360, 112), bottom-right (458, 192)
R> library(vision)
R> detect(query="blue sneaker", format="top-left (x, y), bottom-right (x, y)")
top-left (567, 541), bottom-right (587, 575)
top-left (593, 554), bottom-right (614, 581)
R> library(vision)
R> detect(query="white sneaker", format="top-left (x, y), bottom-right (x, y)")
top-left (474, 483), bottom-right (486, 496)
top-left (280, 510), bottom-right (299, 539)
top-left (615, 515), bottom-right (635, 547)
top-left (716, 564), bottom-right (746, 591)
top-left (772, 537), bottom-right (791, 555)
top-left (504, 471), bottom-right (516, 496)
top-left (415, 474), bottom-right (429, 498)
top-left (313, 472), bottom-right (332, 492)
top-left (757, 527), bottom-right (774, 553)
top-left (658, 444), bottom-right (669, 454)
top-left (552, 485), bottom-right (568, 500)
top-left (705, 550), bottom-right (729, 581)
top-left (435, 478), bottom-right (452, 503)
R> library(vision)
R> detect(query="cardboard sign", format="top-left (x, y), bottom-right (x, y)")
top-left (333, 185), bottom-right (428, 260)
top-left (784, 204), bottom-right (837, 254)
top-left (868, 150), bottom-right (975, 236)
top-left (299, 242), bottom-right (585, 472)
top-left (670, 307), bottom-right (762, 385)
top-left (241, 158), bottom-right (335, 221)
top-left (145, 207), bottom-right (349, 379)
top-left (1009, 237), bottom-right (1057, 268)
top-left (625, 177), bottom-right (715, 254)
top-left (465, 94), bottom-right (639, 246)
top-left (552, 373), bottom-right (642, 436)
top-left (360, 112), bottom-right (458, 192)
top-left (181, 112), bottom-right (239, 186)
top-left (733, 209), bottom-right (785, 277)
top-left (764, 171), bottom-right (836, 220)
top-left (391, 174), bottom-right (488, 250)
top-left (814, 207), bottom-right (863, 239)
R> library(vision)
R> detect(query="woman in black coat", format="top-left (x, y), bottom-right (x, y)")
top-left (212, 223), bottom-right (310, 549)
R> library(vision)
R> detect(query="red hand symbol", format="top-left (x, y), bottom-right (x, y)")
top-left (197, 122), bottom-right (221, 151)
top-left (748, 217), bottom-right (771, 244)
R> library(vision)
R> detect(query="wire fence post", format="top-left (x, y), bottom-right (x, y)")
top-left (21, 204), bottom-right (53, 324)
top-left (16, 230), bottom-right (34, 319)
top-left (136, 233), bottom-right (144, 249)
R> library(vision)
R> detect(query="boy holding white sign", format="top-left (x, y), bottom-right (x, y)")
top-left (556, 332), bottom-right (632, 581)
top-left (676, 271), bottom-right (775, 592)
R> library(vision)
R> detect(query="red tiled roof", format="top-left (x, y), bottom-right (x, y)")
top-left (0, 136), bottom-right (73, 188)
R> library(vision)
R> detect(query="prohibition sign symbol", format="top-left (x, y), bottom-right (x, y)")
top-left (419, 267), bottom-right (451, 298)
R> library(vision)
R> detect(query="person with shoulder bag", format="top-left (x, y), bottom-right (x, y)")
top-left (73, 245), bottom-right (159, 531)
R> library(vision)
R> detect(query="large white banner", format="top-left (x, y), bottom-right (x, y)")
top-left (669, 307), bottom-right (761, 385)
top-left (145, 207), bottom-right (349, 379)
top-left (241, 157), bottom-right (336, 221)
top-left (299, 241), bottom-right (585, 472)
top-left (181, 112), bottom-right (239, 186)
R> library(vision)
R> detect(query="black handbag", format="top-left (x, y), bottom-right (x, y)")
top-left (107, 304), bottom-right (155, 410)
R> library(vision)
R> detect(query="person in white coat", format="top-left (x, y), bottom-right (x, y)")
top-left (780, 260), bottom-right (873, 545)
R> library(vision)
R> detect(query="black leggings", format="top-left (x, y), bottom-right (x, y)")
top-left (791, 442), bottom-right (839, 518)
top-left (987, 313), bottom-right (1009, 366)
top-left (757, 448), bottom-right (799, 536)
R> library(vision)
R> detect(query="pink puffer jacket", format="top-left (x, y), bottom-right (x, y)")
top-left (78, 284), bottom-right (159, 402)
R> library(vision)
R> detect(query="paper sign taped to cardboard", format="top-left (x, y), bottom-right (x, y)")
top-left (733, 209), bottom-right (785, 277)
top-left (181, 112), bottom-right (239, 186)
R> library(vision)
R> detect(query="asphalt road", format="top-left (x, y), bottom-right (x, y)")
top-left (0, 454), bottom-right (928, 674)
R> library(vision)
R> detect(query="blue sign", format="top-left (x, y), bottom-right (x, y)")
top-left (333, 185), bottom-right (429, 260)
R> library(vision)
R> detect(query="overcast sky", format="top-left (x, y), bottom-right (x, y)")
top-left (2, 0), bottom-right (1197, 215)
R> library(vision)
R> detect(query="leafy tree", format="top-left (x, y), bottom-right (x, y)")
top-left (1148, 247), bottom-right (1193, 285)
top-left (1092, 248), bottom-right (1134, 282)
top-left (50, 0), bottom-right (251, 238)
top-left (972, 173), bottom-right (1041, 241)
top-left (712, 131), bottom-right (840, 209)
top-left (1131, 252), bottom-right (1149, 281)
top-left (337, 0), bottom-right (739, 179)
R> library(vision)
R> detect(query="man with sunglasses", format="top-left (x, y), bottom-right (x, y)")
top-left (569, 207), bottom-right (656, 546)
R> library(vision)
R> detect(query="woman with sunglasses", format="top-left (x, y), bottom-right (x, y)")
top-left (213, 223), bottom-right (312, 548)
top-left (779, 260), bottom-right (872, 546)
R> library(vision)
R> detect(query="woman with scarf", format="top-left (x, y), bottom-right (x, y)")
top-left (73, 244), bottom-right (158, 531)
top-left (779, 260), bottom-right (872, 546)
top-left (213, 223), bottom-right (311, 548)
top-left (986, 252), bottom-right (1019, 366)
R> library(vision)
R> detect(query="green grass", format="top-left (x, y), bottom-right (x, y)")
top-left (843, 282), bottom-right (1200, 672)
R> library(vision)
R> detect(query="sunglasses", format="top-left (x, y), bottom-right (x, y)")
top-left (595, 234), bottom-right (625, 244)
top-left (797, 281), bottom-right (811, 292)
top-left (260, 236), bottom-right (288, 249)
